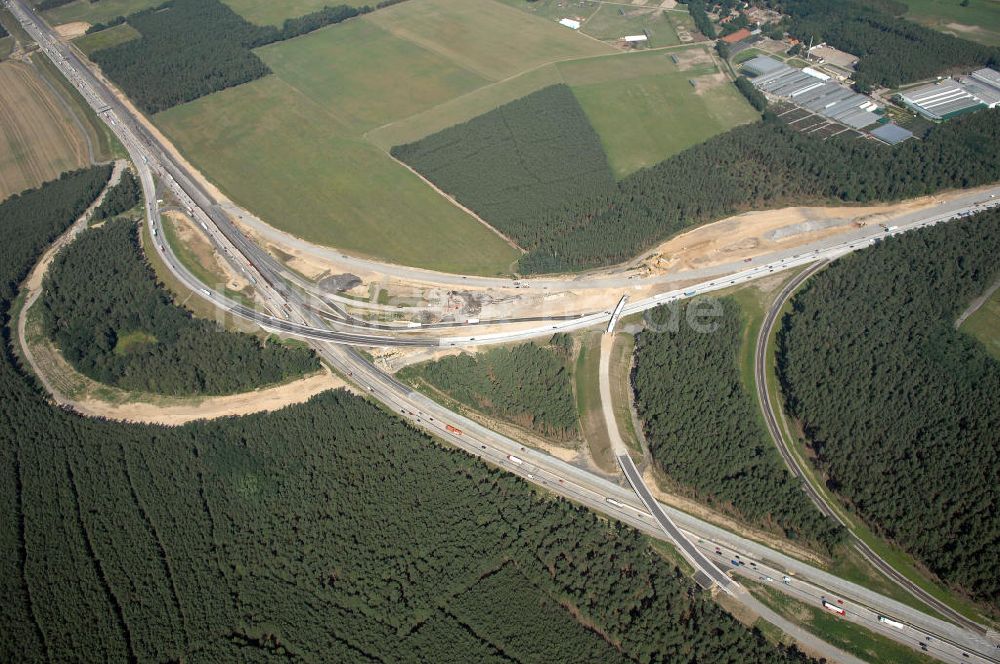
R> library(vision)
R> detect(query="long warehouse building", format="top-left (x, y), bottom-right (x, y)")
top-left (742, 56), bottom-right (880, 129)
top-left (896, 68), bottom-right (1000, 120)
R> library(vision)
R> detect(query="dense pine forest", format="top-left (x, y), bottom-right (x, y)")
top-left (633, 299), bottom-right (844, 551)
top-left (778, 211), bottom-right (1000, 608)
top-left (1, 171), bottom-right (819, 663)
top-left (391, 85), bottom-right (615, 250)
top-left (41, 218), bottom-right (318, 395)
top-left (90, 0), bottom-right (367, 113)
top-left (517, 109), bottom-right (1000, 273)
top-left (91, 169), bottom-right (140, 222)
top-left (770, 0), bottom-right (1000, 89)
top-left (400, 335), bottom-right (578, 440)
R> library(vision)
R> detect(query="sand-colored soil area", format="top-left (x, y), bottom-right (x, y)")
top-left (54, 22), bottom-right (89, 39)
top-left (648, 197), bottom-right (938, 274)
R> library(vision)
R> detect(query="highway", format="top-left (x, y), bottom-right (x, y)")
top-left (8, 1), bottom-right (1000, 660)
top-left (753, 259), bottom-right (988, 635)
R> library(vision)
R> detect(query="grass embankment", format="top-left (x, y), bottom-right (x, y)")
top-left (32, 52), bottom-right (121, 160)
top-left (744, 578), bottom-right (939, 664)
top-left (159, 213), bottom-right (255, 307)
top-left (575, 331), bottom-right (616, 472)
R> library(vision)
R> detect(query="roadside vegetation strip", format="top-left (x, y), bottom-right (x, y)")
top-left (743, 579), bottom-right (940, 664)
top-left (398, 335), bottom-right (578, 442)
top-left (777, 210), bottom-right (1000, 618)
top-left (1, 175), bottom-right (825, 663)
top-left (42, 219), bottom-right (320, 396)
top-left (631, 298), bottom-right (845, 552)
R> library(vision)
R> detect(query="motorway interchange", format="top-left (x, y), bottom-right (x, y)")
top-left (8, 1), bottom-right (1000, 661)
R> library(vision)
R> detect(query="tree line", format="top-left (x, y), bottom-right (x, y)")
top-left (633, 299), bottom-right (845, 551)
top-left (41, 218), bottom-right (319, 395)
top-left (678, 0), bottom-right (717, 39)
top-left (516, 108), bottom-right (1000, 273)
top-left (766, 0), bottom-right (1000, 89)
top-left (90, 0), bottom-right (370, 114)
top-left (0, 170), bottom-right (819, 663)
top-left (778, 210), bottom-right (1000, 609)
top-left (392, 85), bottom-right (615, 251)
top-left (399, 334), bottom-right (579, 441)
top-left (90, 169), bottom-right (140, 221)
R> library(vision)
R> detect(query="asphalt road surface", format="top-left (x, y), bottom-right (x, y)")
top-left (9, 2), bottom-right (1000, 660)
top-left (754, 262), bottom-right (989, 635)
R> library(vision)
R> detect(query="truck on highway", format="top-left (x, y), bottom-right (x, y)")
top-left (507, 455), bottom-right (524, 465)
top-left (200, 288), bottom-right (211, 297)
top-left (822, 600), bottom-right (845, 616)
top-left (406, 321), bottom-right (421, 328)
top-left (878, 616), bottom-right (905, 629)
top-left (683, 290), bottom-right (696, 297)
top-left (445, 424), bottom-right (462, 435)
top-left (466, 318), bottom-right (479, 324)
top-left (605, 498), bottom-right (624, 508)
top-left (151, 228), bottom-right (157, 237)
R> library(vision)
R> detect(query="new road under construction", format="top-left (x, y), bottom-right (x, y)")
top-left (8, 1), bottom-right (1000, 661)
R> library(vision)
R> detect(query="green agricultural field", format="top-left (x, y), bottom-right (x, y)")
top-left (903, 0), bottom-right (1000, 46)
top-left (222, 0), bottom-right (371, 25)
top-left (961, 285), bottom-right (1000, 361)
top-left (366, 0), bottom-right (613, 81)
top-left (73, 22), bottom-right (139, 56)
top-left (497, 0), bottom-right (601, 24)
top-left (0, 35), bottom-right (12, 60)
top-left (581, 4), bottom-right (680, 47)
top-left (38, 0), bottom-right (161, 25)
top-left (366, 63), bottom-right (564, 150)
top-left (257, 18), bottom-right (488, 133)
top-left (157, 76), bottom-right (519, 275)
top-left (559, 48), bottom-right (759, 177)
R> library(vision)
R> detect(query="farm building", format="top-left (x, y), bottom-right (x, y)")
top-left (742, 56), bottom-right (881, 129)
top-left (869, 123), bottom-right (914, 145)
top-left (558, 18), bottom-right (581, 30)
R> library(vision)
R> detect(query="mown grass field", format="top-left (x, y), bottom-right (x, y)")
top-left (366, 0), bottom-right (613, 80)
top-left (903, 0), bottom-right (1000, 46)
top-left (581, 4), bottom-right (680, 48)
top-left (0, 60), bottom-right (91, 201)
top-left (257, 18), bottom-right (488, 133)
top-left (155, 0), bottom-right (612, 273)
top-left (222, 0), bottom-right (372, 25)
top-left (0, 35), bottom-right (12, 59)
top-left (150, 0), bottom-right (750, 272)
top-left (156, 76), bottom-right (519, 275)
top-left (561, 48), bottom-right (759, 178)
top-left (73, 22), bottom-right (139, 55)
top-left (497, 0), bottom-right (601, 24)
top-left (37, 0), bottom-right (161, 25)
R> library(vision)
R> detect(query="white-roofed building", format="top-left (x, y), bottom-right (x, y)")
top-left (558, 18), bottom-right (581, 30)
